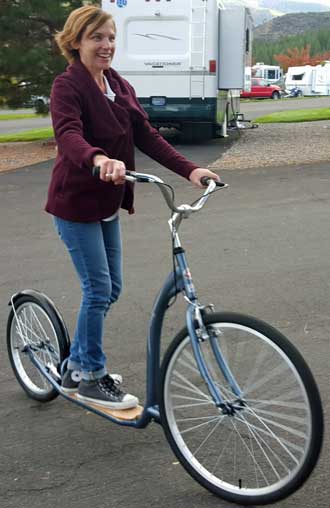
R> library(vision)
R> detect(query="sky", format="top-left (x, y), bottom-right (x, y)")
top-left (223, 0), bottom-right (330, 8)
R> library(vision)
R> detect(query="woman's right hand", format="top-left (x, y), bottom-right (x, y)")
top-left (93, 155), bottom-right (126, 185)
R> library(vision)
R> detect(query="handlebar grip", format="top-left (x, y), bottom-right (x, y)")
top-left (200, 176), bottom-right (225, 188)
top-left (92, 166), bottom-right (100, 177)
top-left (92, 166), bottom-right (134, 178)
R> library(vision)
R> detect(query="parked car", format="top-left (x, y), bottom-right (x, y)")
top-left (31, 95), bottom-right (49, 107)
top-left (240, 78), bottom-right (282, 100)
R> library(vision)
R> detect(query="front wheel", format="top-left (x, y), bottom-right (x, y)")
top-left (271, 91), bottom-right (281, 100)
top-left (7, 294), bottom-right (70, 402)
top-left (160, 312), bottom-right (323, 505)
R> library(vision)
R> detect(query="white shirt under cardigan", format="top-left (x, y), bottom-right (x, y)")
top-left (102, 76), bottom-right (118, 223)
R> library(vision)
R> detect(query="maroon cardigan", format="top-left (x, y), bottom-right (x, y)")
top-left (45, 59), bottom-right (199, 222)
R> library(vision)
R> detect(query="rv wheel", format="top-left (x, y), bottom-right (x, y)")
top-left (181, 122), bottom-right (213, 143)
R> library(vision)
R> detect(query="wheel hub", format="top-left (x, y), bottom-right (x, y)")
top-left (218, 399), bottom-right (246, 416)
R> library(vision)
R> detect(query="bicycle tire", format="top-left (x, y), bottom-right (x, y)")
top-left (160, 312), bottom-right (323, 505)
top-left (7, 294), bottom-right (70, 402)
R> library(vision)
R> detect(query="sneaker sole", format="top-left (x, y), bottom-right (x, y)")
top-left (76, 393), bottom-right (139, 410)
top-left (61, 386), bottom-right (79, 394)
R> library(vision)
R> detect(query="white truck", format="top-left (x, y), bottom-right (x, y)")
top-left (102, 0), bottom-right (253, 141)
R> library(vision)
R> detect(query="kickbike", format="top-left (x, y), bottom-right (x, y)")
top-left (7, 171), bottom-right (323, 505)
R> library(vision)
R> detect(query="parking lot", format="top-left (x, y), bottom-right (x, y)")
top-left (0, 140), bottom-right (329, 508)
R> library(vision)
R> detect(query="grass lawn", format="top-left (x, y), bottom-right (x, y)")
top-left (1, 106), bottom-right (330, 140)
top-left (0, 127), bottom-right (54, 142)
top-left (0, 113), bottom-right (48, 120)
top-left (255, 108), bottom-right (330, 123)
top-left (240, 95), bottom-right (330, 104)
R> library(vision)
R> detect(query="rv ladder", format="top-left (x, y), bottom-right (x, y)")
top-left (189, 0), bottom-right (207, 100)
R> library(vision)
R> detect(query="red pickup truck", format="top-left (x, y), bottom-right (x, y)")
top-left (241, 78), bottom-right (282, 100)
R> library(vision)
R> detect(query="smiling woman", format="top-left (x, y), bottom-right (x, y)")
top-left (46, 4), bottom-right (219, 410)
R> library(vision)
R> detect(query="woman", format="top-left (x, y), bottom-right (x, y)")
top-left (46, 5), bottom-right (220, 410)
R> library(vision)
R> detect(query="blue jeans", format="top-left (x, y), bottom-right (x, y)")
top-left (53, 216), bottom-right (122, 381)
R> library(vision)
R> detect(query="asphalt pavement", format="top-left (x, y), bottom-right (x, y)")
top-left (0, 116), bottom-right (52, 135)
top-left (0, 143), bottom-right (329, 508)
top-left (1, 96), bottom-right (329, 134)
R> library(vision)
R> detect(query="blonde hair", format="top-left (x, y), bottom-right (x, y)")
top-left (55, 5), bottom-right (116, 63)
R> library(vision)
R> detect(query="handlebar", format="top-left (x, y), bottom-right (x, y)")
top-left (92, 166), bottom-right (228, 217)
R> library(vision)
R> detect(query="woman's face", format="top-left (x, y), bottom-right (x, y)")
top-left (76, 19), bottom-right (116, 75)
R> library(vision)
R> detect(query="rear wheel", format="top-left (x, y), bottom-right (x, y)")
top-left (160, 312), bottom-right (323, 505)
top-left (7, 295), bottom-right (69, 402)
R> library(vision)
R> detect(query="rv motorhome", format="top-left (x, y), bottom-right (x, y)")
top-left (285, 62), bottom-right (330, 96)
top-left (252, 63), bottom-right (283, 84)
top-left (102, 0), bottom-right (253, 141)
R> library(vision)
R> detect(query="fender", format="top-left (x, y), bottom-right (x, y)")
top-left (9, 289), bottom-right (71, 351)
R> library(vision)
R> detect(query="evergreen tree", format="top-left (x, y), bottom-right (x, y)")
top-left (0, 0), bottom-right (99, 107)
top-left (253, 28), bottom-right (330, 67)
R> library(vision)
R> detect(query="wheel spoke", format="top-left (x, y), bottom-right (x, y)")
top-left (171, 370), bottom-right (211, 400)
top-left (230, 418), bottom-right (270, 486)
top-left (176, 414), bottom-right (222, 423)
top-left (192, 416), bottom-right (225, 457)
top-left (240, 413), bottom-right (291, 474)
top-left (243, 363), bottom-right (290, 397)
top-left (173, 401), bottom-right (215, 409)
top-left (245, 406), bottom-right (307, 440)
top-left (9, 301), bottom-right (62, 398)
top-left (172, 394), bottom-right (213, 402)
top-left (250, 406), bottom-right (307, 426)
top-left (16, 316), bottom-right (42, 344)
top-left (245, 398), bottom-right (307, 410)
top-left (238, 413), bottom-right (283, 481)
top-left (180, 415), bottom-right (222, 435)
top-left (243, 345), bottom-right (270, 395)
top-left (211, 427), bottom-right (235, 474)
top-left (242, 408), bottom-right (303, 464)
top-left (233, 415), bottom-right (305, 454)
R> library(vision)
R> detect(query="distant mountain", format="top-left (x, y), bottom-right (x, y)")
top-left (254, 11), bottom-right (330, 41)
top-left (260, 1), bottom-right (330, 14)
top-left (222, 0), bottom-right (330, 25)
top-left (248, 8), bottom-right (279, 26)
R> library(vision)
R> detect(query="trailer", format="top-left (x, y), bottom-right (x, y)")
top-left (285, 62), bottom-right (330, 96)
top-left (102, 0), bottom-right (253, 141)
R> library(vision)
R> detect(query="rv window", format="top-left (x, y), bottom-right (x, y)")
top-left (245, 28), bottom-right (250, 53)
top-left (267, 69), bottom-right (276, 80)
top-left (126, 20), bottom-right (188, 56)
top-left (292, 73), bottom-right (305, 80)
top-left (252, 78), bottom-right (266, 86)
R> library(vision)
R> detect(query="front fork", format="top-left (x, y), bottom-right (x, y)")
top-left (186, 305), bottom-right (243, 411)
top-left (175, 249), bottom-right (243, 411)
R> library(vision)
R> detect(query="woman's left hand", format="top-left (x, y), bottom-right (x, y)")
top-left (189, 167), bottom-right (221, 188)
